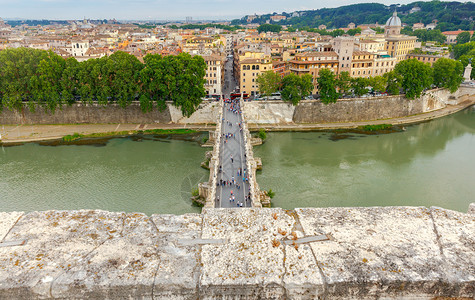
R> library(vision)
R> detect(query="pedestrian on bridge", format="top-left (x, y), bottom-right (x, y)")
top-left (230, 155), bottom-right (233, 163)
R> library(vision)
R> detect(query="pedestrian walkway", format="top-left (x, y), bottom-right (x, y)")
top-left (215, 99), bottom-right (251, 208)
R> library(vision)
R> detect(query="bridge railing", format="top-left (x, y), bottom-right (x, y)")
top-left (240, 98), bottom-right (263, 208)
top-left (203, 99), bottom-right (224, 208)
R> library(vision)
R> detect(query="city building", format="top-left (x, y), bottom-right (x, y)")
top-left (384, 11), bottom-right (417, 61)
top-left (406, 53), bottom-right (444, 66)
top-left (332, 36), bottom-right (355, 74)
top-left (270, 15), bottom-right (286, 22)
top-left (442, 30), bottom-right (474, 44)
top-left (289, 51), bottom-right (339, 93)
top-left (202, 54), bottom-right (225, 96)
top-left (350, 51), bottom-right (375, 77)
top-left (237, 52), bottom-right (272, 96)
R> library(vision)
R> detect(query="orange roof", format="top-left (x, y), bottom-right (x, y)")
top-left (442, 30), bottom-right (474, 35)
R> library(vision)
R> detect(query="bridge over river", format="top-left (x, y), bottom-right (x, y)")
top-left (198, 58), bottom-right (269, 208)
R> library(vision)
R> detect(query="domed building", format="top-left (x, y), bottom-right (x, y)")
top-left (383, 11), bottom-right (417, 62)
top-left (385, 11), bottom-right (402, 37)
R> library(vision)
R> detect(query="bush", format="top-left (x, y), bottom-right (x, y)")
top-left (258, 128), bottom-right (267, 140)
top-left (63, 132), bottom-right (83, 142)
top-left (360, 124), bottom-right (392, 131)
top-left (191, 188), bottom-right (199, 197)
top-left (267, 189), bottom-right (275, 199)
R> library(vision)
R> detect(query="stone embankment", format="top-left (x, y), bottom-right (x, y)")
top-left (243, 86), bottom-right (475, 128)
top-left (0, 205), bottom-right (473, 299)
top-left (0, 101), bottom-right (222, 125)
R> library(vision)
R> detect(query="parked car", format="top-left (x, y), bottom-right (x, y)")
top-left (268, 92), bottom-right (281, 100)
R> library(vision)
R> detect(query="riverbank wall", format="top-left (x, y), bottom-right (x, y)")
top-left (2, 88), bottom-right (474, 127)
top-left (243, 87), bottom-right (475, 125)
top-left (0, 204), bottom-right (473, 299)
top-left (0, 101), bottom-right (221, 125)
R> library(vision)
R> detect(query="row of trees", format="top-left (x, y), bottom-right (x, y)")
top-left (257, 58), bottom-right (464, 105)
top-left (317, 58), bottom-right (464, 104)
top-left (0, 48), bottom-right (207, 116)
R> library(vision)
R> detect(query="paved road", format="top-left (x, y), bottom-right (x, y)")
top-left (214, 57), bottom-right (251, 208)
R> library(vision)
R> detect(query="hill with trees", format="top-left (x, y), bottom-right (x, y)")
top-left (233, 1), bottom-right (475, 31)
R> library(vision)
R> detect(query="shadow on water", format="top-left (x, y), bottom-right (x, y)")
top-left (8, 132), bottom-right (208, 147)
top-left (257, 106), bottom-right (475, 167)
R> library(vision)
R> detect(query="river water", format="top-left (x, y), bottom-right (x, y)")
top-left (1, 107), bottom-right (474, 215)
top-left (255, 106), bottom-right (475, 213)
top-left (0, 136), bottom-right (208, 215)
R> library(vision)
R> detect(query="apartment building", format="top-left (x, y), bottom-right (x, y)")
top-left (238, 52), bottom-right (272, 96)
top-left (350, 51), bottom-right (374, 77)
top-left (289, 51), bottom-right (339, 93)
top-left (359, 39), bottom-right (386, 53)
top-left (332, 36), bottom-right (355, 74)
top-left (406, 53), bottom-right (444, 66)
top-left (372, 55), bottom-right (397, 76)
top-left (202, 54), bottom-right (225, 96)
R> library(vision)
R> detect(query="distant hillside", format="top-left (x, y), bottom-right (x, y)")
top-left (232, 1), bottom-right (475, 31)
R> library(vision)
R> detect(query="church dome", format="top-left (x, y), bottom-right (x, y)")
top-left (385, 11), bottom-right (401, 27)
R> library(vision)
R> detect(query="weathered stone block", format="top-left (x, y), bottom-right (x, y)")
top-left (296, 206), bottom-right (452, 298)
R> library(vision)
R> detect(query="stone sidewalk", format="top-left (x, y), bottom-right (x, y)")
top-left (0, 205), bottom-right (473, 299)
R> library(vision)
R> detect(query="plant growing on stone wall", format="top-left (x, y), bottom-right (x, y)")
top-left (258, 128), bottom-right (267, 141)
top-left (267, 189), bottom-right (275, 199)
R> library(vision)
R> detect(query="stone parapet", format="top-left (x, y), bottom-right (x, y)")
top-left (202, 100), bottom-right (223, 208)
top-left (0, 205), bottom-right (473, 299)
top-left (240, 98), bottom-right (263, 208)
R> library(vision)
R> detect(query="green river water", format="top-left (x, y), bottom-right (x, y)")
top-left (1, 107), bottom-right (474, 215)
top-left (255, 106), bottom-right (475, 213)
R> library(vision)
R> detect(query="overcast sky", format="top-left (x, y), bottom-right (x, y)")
top-left (0, 0), bottom-right (430, 20)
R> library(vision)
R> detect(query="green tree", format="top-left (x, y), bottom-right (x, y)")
top-left (0, 47), bottom-right (207, 116)
top-left (346, 28), bottom-right (362, 36)
top-left (351, 77), bottom-right (369, 97)
top-left (317, 69), bottom-right (339, 104)
top-left (281, 73), bottom-right (313, 105)
top-left (257, 24), bottom-right (282, 33)
top-left (140, 54), bottom-right (166, 112)
top-left (394, 59), bottom-right (433, 99)
top-left (61, 57), bottom-right (80, 105)
top-left (336, 71), bottom-right (351, 96)
top-left (384, 71), bottom-right (402, 95)
top-left (432, 58), bottom-right (464, 92)
top-left (0, 48), bottom-right (52, 111)
top-left (456, 31), bottom-right (471, 44)
top-left (162, 53), bottom-right (207, 117)
top-left (256, 70), bottom-right (281, 98)
top-left (453, 42), bottom-right (475, 59)
top-left (368, 76), bottom-right (387, 94)
top-left (31, 50), bottom-right (66, 112)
